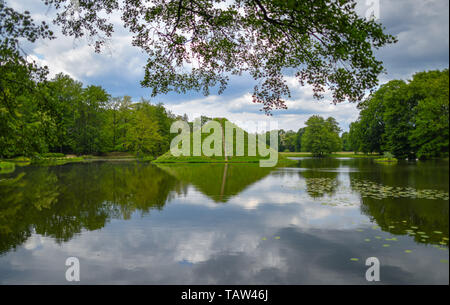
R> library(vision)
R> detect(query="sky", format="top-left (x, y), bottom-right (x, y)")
top-left (9, 0), bottom-right (450, 132)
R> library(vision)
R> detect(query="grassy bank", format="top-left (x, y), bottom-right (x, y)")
top-left (153, 153), bottom-right (297, 166)
top-left (280, 152), bottom-right (382, 158)
top-left (374, 157), bottom-right (398, 164)
top-left (31, 156), bottom-right (85, 166)
top-left (82, 152), bottom-right (137, 160)
top-left (153, 118), bottom-right (295, 166)
top-left (1, 152), bottom-right (140, 167)
top-left (0, 161), bottom-right (15, 174)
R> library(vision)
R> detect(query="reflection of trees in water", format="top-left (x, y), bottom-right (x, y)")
top-left (0, 162), bottom-right (273, 254)
top-left (358, 196), bottom-right (448, 246)
top-left (349, 160), bottom-right (450, 190)
top-left (0, 173), bottom-right (30, 254)
top-left (0, 163), bottom-right (180, 254)
top-left (348, 163), bottom-right (449, 245)
top-left (297, 158), bottom-right (339, 198)
top-left (157, 163), bottom-right (273, 203)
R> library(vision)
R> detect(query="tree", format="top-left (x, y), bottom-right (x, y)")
top-left (348, 69), bottom-right (449, 159)
top-left (70, 85), bottom-right (109, 154)
top-left (302, 115), bottom-right (341, 156)
top-left (279, 130), bottom-right (297, 152)
top-left (381, 80), bottom-right (416, 159)
top-left (408, 70), bottom-right (449, 159)
top-left (348, 121), bottom-right (362, 153)
top-left (43, 0), bottom-right (396, 113)
top-left (125, 109), bottom-right (163, 157)
top-left (47, 73), bottom-right (84, 153)
top-left (0, 2), bottom-right (56, 157)
top-left (341, 132), bottom-right (351, 152)
top-left (353, 87), bottom-right (386, 154)
top-left (295, 128), bottom-right (305, 152)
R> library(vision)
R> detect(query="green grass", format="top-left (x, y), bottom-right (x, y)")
top-left (280, 152), bottom-right (382, 158)
top-left (12, 156), bottom-right (31, 162)
top-left (154, 118), bottom-right (294, 166)
top-left (137, 155), bottom-right (155, 162)
top-left (374, 157), bottom-right (398, 163)
top-left (154, 153), bottom-right (297, 166)
top-left (154, 153), bottom-right (263, 163)
top-left (0, 161), bottom-right (15, 174)
top-left (41, 153), bottom-right (65, 158)
top-left (83, 152), bottom-right (137, 159)
top-left (31, 156), bottom-right (85, 166)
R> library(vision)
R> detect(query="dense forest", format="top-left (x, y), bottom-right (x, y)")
top-left (2, 1), bottom-right (446, 162)
top-left (1, 49), bottom-right (448, 161)
top-left (275, 69), bottom-right (449, 160)
top-left (0, 72), bottom-right (185, 159)
top-left (347, 69), bottom-right (449, 159)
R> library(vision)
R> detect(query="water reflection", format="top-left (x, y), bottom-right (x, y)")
top-left (295, 158), bottom-right (340, 198)
top-left (0, 159), bottom-right (448, 284)
top-left (347, 160), bottom-right (449, 246)
top-left (0, 163), bottom-right (181, 254)
top-left (157, 163), bottom-right (274, 202)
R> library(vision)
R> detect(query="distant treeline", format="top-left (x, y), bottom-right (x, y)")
top-left (264, 116), bottom-right (342, 156)
top-left (272, 69), bottom-right (449, 159)
top-left (1, 65), bottom-right (447, 160)
top-left (0, 73), bottom-right (186, 158)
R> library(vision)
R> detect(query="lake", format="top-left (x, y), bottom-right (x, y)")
top-left (0, 158), bottom-right (448, 284)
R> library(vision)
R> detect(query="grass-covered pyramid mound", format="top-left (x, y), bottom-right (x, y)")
top-left (154, 118), bottom-right (293, 166)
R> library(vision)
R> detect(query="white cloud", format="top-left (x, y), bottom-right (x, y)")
top-left (9, 0), bottom-right (449, 132)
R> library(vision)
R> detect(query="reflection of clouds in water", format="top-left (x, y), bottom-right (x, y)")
top-left (23, 235), bottom-right (45, 251)
top-left (1, 196), bottom-right (447, 284)
top-left (174, 168), bottom-right (366, 231)
top-left (1, 162), bottom-right (448, 284)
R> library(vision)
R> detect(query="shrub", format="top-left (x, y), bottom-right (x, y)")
top-left (383, 152), bottom-right (394, 159)
top-left (0, 161), bottom-right (16, 173)
top-left (41, 153), bottom-right (65, 158)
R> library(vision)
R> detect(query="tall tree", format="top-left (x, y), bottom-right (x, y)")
top-left (354, 87), bottom-right (386, 154)
top-left (72, 85), bottom-right (109, 154)
top-left (348, 121), bottom-right (363, 153)
top-left (381, 80), bottom-right (416, 159)
top-left (125, 109), bottom-right (163, 157)
top-left (348, 69), bottom-right (449, 159)
top-left (47, 73), bottom-right (84, 153)
top-left (302, 115), bottom-right (341, 156)
top-left (341, 132), bottom-right (351, 152)
top-left (295, 128), bottom-right (305, 152)
top-left (0, 2), bottom-right (55, 157)
top-left (408, 70), bottom-right (449, 159)
top-left (43, 0), bottom-right (396, 112)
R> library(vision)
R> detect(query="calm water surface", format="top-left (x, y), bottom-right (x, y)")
top-left (0, 158), bottom-right (448, 284)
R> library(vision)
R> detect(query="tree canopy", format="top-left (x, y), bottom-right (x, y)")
top-left (348, 69), bottom-right (449, 159)
top-left (301, 115), bottom-right (342, 156)
top-left (41, 0), bottom-right (396, 113)
top-left (0, 69), bottom-right (180, 158)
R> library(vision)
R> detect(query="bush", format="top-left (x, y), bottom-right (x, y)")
top-left (41, 153), bottom-right (65, 158)
top-left (13, 156), bottom-right (31, 162)
top-left (0, 161), bottom-right (15, 173)
top-left (0, 161), bottom-right (15, 169)
top-left (383, 152), bottom-right (394, 159)
top-left (375, 152), bottom-right (398, 163)
top-left (138, 155), bottom-right (154, 162)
